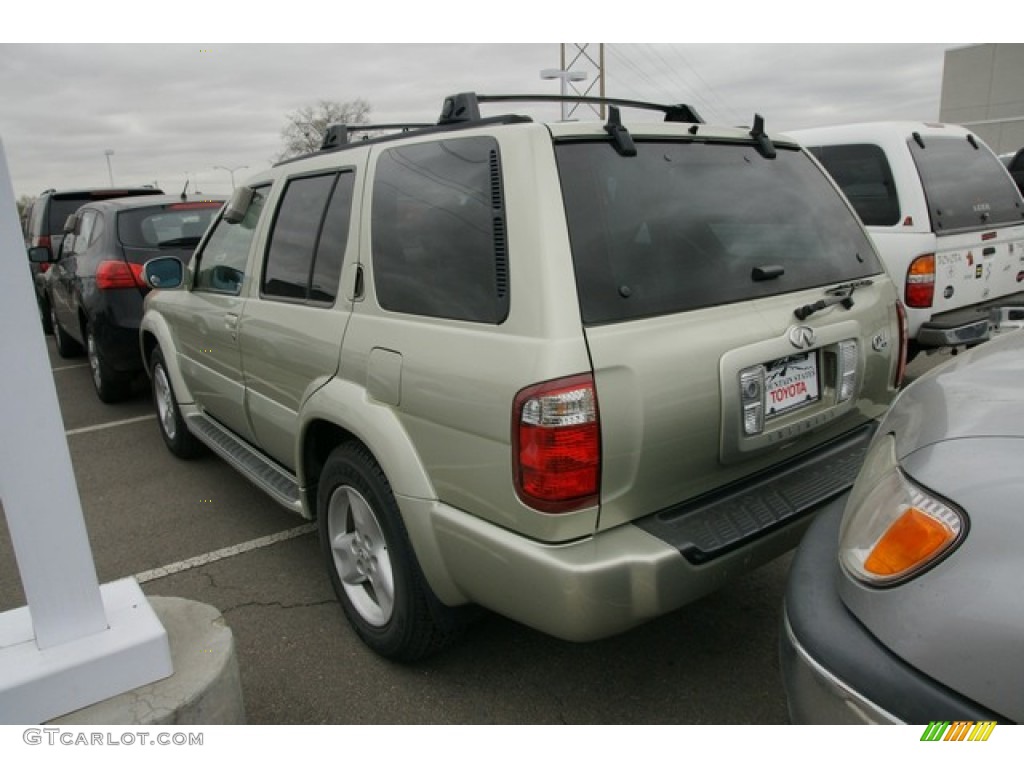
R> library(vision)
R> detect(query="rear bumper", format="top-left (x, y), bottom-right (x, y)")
top-left (916, 291), bottom-right (1024, 348)
top-left (408, 424), bottom-right (877, 643)
top-left (419, 494), bottom-right (810, 642)
top-left (90, 292), bottom-right (147, 374)
top-left (780, 495), bottom-right (1006, 724)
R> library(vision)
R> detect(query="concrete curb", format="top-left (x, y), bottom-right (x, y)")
top-left (50, 597), bottom-right (245, 725)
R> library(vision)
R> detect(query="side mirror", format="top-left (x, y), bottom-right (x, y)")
top-left (28, 246), bottom-right (52, 264)
top-left (63, 213), bottom-right (79, 234)
top-left (222, 186), bottom-right (254, 224)
top-left (142, 257), bottom-right (184, 290)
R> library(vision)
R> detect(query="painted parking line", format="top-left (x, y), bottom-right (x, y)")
top-left (51, 363), bottom-right (90, 372)
top-left (65, 414), bottom-right (157, 436)
top-left (134, 523), bottom-right (317, 584)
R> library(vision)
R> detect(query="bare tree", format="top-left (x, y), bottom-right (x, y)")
top-left (278, 99), bottom-right (371, 161)
top-left (17, 194), bottom-right (34, 230)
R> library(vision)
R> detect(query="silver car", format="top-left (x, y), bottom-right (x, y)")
top-left (781, 330), bottom-right (1024, 724)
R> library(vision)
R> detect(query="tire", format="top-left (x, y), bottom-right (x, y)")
top-left (150, 347), bottom-right (204, 459)
top-left (38, 296), bottom-right (53, 336)
top-left (50, 301), bottom-right (83, 358)
top-left (86, 323), bottom-right (131, 403)
top-left (318, 442), bottom-right (463, 661)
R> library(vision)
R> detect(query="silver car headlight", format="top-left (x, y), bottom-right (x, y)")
top-left (839, 433), bottom-right (965, 586)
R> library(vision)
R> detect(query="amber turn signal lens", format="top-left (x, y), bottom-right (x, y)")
top-left (863, 507), bottom-right (957, 577)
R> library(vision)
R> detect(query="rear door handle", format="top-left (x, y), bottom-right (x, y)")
top-left (225, 313), bottom-right (239, 338)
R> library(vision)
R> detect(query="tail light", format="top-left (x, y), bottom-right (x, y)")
top-left (31, 236), bottom-right (52, 272)
top-left (96, 260), bottom-right (146, 290)
top-left (905, 253), bottom-right (935, 308)
top-left (894, 301), bottom-right (909, 389)
top-left (512, 373), bottom-right (600, 513)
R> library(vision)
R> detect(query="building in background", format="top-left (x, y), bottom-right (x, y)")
top-left (940, 44), bottom-right (1024, 153)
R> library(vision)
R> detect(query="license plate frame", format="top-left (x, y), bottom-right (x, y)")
top-left (765, 352), bottom-right (820, 418)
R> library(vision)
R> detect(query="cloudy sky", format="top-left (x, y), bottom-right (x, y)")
top-left (0, 41), bottom-right (968, 200)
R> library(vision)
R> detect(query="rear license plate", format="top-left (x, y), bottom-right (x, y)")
top-left (765, 352), bottom-right (819, 417)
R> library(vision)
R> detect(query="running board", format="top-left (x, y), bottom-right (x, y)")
top-left (186, 413), bottom-right (304, 516)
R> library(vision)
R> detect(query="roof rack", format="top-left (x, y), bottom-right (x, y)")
top-left (284, 91), bottom-right (706, 163)
top-left (438, 92), bottom-right (704, 125)
top-left (320, 123), bottom-right (433, 150)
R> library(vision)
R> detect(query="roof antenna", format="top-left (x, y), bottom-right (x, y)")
top-left (180, 179), bottom-right (189, 200)
top-left (750, 114), bottom-right (776, 159)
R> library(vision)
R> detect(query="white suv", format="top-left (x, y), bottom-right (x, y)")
top-left (791, 122), bottom-right (1024, 358)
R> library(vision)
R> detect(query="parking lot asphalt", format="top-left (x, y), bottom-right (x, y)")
top-left (0, 339), bottom-right (949, 724)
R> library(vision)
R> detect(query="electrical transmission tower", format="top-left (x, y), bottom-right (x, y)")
top-left (552, 43), bottom-right (606, 120)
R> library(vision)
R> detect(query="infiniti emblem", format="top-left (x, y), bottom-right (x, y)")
top-left (788, 325), bottom-right (816, 349)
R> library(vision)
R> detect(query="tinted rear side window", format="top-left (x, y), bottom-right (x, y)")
top-left (556, 141), bottom-right (881, 325)
top-left (807, 144), bottom-right (900, 226)
top-left (371, 137), bottom-right (509, 324)
top-left (908, 135), bottom-right (1024, 232)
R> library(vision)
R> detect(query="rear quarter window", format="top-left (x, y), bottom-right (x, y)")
top-left (370, 136), bottom-right (509, 324)
top-left (556, 140), bottom-right (881, 325)
top-left (806, 143), bottom-right (901, 226)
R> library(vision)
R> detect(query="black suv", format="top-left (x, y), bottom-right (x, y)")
top-left (23, 187), bottom-right (164, 333)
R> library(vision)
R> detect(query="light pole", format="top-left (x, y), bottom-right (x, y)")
top-left (540, 68), bottom-right (587, 121)
top-left (213, 165), bottom-right (247, 190)
top-left (103, 149), bottom-right (115, 187)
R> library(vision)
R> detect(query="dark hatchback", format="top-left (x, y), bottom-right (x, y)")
top-left (34, 195), bottom-right (224, 402)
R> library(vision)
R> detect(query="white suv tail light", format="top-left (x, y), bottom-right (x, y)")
top-left (512, 374), bottom-right (600, 513)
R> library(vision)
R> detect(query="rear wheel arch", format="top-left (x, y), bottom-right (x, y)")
top-left (316, 441), bottom-right (468, 660)
top-left (299, 380), bottom-right (437, 504)
top-left (299, 393), bottom-right (466, 608)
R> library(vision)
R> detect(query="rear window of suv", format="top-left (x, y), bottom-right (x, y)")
top-left (556, 140), bottom-right (881, 325)
top-left (907, 135), bottom-right (1024, 232)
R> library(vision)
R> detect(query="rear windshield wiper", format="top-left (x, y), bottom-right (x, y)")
top-left (794, 279), bottom-right (873, 321)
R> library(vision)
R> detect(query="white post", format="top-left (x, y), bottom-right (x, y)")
top-left (0, 136), bottom-right (172, 723)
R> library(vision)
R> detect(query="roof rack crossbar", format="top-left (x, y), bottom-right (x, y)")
top-left (438, 92), bottom-right (703, 125)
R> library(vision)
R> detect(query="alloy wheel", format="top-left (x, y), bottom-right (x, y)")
top-left (327, 485), bottom-right (395, 627)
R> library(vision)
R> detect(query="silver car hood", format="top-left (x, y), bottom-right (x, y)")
top-left (840, 331), bottom-right (1024, 722)
top-left (882, 331), bottom-right (1024, 459)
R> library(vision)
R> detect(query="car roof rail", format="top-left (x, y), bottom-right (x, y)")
top-left (279, 92), bottom-right (706, 166)
top-left (438, 92), bottom-right (704, 125)
top-left (320, 123), bottom-right (434, 150)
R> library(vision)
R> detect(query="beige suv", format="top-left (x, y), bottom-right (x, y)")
top-left (140, 93), bottom-right (906, 660)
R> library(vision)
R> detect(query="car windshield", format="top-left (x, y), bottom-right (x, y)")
top-left (556, 140), bottom-right (881, 325)
top-left (117, 202), bottom-right (223, 249)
